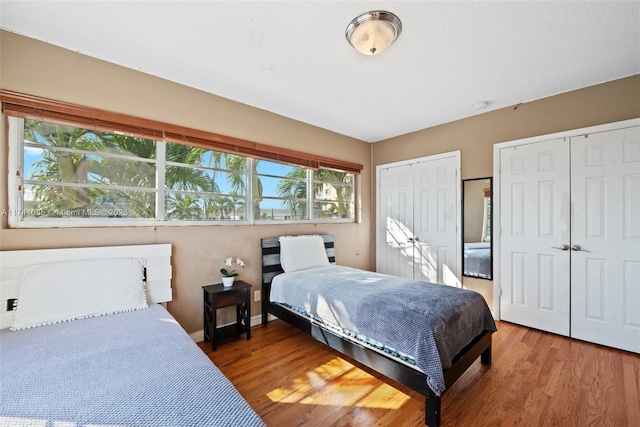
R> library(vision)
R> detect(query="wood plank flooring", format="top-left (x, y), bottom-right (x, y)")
top-left (199, 320), bottom-right (640, 427)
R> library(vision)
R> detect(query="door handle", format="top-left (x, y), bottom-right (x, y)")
top-left (551, 244), bottom-right (570, 251)
top-left (571, 244), bottom-right (590, 252)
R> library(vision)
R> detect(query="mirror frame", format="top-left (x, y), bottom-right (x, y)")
top-left (462, 177), bottom-right (493, 280)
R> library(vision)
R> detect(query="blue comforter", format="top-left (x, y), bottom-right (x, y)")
top-left (0, 304), bottom-right (264, 427)
top-left (271, 265), bottom-right (497, 396)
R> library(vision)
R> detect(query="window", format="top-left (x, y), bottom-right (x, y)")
top-left (253, 160), bottom-right (356, 221)
top-left (7, 117), bottom-right (355, 227)
top-left (312, 170), bottom-right (354, 219)
top-left (164, 143), bottom-right (247, 221)
top-left (20, 119), bottom-right (157, 220)
top-left (481, 194), bottom-right (491, 242)
top-left (257, 160), bottom-right (307, 220)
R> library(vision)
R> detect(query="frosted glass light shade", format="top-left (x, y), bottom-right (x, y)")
top-left (346, 11), bottom-right (402, 56)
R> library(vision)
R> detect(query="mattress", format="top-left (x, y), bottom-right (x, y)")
top-left (0, 304), bottom-right (264, 427)
top-left (270, 265), bottom-right (497, 396)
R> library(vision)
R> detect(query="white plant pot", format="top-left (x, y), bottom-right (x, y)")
top-left (222, 276), bottom-right (235, 287)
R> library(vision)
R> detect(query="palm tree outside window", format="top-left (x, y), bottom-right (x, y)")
top-left (11, 117), bottom-right (354, 226)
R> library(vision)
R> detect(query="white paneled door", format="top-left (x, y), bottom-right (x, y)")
top-left (499, 138), bottom-right (571, 336)
top-left (377, 152), bottom-right (461, 286)
top-left (497, 120), bottom-right (640, 353)
top-left (571, 126), bottom-right (640, 353)
top-left (378, 164), bottom-right (415, 280)
top-left (412, 158), bottom-right (460, 285)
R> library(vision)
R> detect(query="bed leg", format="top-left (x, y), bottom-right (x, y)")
top-left (261, 296), bottom-right (268, 325)
top-left (481, 343), bottom-right (492, 364)
top-left (425, 392), bottom-right (441, 426)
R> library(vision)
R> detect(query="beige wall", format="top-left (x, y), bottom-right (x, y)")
top-left (373, 74), bottom-right (640, 307)
top-left (0, 31), bottom-right (373, 334)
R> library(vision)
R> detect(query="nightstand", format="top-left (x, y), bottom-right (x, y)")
top-left (202, 281), bottom-right (251, 351)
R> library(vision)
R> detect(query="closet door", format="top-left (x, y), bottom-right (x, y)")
top-left (413, 158), bottom-right (461, 286)
top-left (376, 152), bottom-right (461, 284)
top-left (378, 164), bottom-right (415, 279)
top-left (498, 138), bottom-right (571, 336)
top-left (571, 126), bottom-right (640, 353)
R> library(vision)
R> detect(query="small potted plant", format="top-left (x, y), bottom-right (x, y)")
top-left (220, 257), bottom-right (245, 287)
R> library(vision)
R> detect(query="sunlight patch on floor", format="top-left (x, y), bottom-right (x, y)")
top-left (266, 357), bottom-right (411, 409)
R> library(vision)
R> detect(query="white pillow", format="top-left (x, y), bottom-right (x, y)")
top-left (11, 258), bottom-right (147, 331)
top-left (279, 235), bottom-right (330, 273)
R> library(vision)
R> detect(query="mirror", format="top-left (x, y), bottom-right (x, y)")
top-left (462, 177), bottom-right (492, 280)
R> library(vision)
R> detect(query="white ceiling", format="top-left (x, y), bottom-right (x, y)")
top-left (1, 1), bottom-right (639, 143)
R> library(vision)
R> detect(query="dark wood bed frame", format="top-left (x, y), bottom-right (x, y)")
top-left (261, 235), bottom-right (494, 427)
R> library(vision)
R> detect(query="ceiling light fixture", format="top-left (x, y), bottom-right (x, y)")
top-left (346, 10), bottom-right (402, 56)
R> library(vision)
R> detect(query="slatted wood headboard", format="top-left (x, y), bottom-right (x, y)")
top-left (261, 234), bottom-right (335, 283)
top-left (0, 244), bottom-right (172, 329)
top-left (260, 234), bottom-right (335, 323)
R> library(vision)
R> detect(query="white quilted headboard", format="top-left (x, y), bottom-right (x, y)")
top-left (0, 244), bottom-right (172, 329)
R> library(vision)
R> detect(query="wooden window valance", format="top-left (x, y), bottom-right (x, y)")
top-left (0, 90), bottom-right (363, 174)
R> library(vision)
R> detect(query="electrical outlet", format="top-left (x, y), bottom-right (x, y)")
top-left (254, 290), bottom-right (261, 302)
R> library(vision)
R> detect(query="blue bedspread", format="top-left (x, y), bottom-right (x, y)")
top-left (0, 304), bottom-right (264, 427)
top-left (271, 265), bottom-right (497, 396)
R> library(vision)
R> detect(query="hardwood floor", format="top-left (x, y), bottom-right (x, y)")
top-left (199, 320), bottom-right (640, 427)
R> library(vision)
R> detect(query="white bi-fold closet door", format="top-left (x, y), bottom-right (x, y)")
top-left (495, 119), bottom-right (640, 353)
top-left (376, 151), bottom-right (461, 287)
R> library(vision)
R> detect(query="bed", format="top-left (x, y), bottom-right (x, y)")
top-left (463, 241), bottom-right (492, 279)
top-left (261, 235), bottom-right (496, 427)
top-left (0, 244), bottom-right (264, 427)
